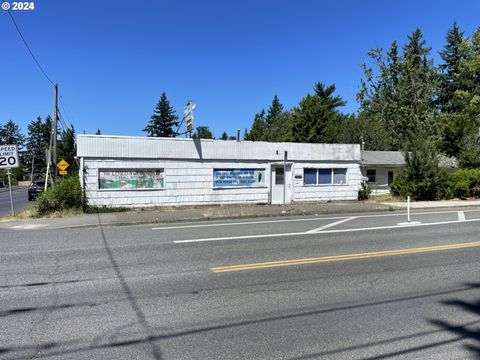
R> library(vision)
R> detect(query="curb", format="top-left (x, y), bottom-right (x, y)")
top-left (0, 205), bottom-right (398, 230)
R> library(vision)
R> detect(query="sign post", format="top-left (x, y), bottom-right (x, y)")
top-left (183, 100), bottom-right (196, 137)
top-left (7, 168), bottom-right (15, 216)
top-left (0, 145), bottom-right (20, 217)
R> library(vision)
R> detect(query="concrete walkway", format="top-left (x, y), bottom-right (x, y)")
top-left (1, 200), bottom-right (479, 230)
top-left (384, 199), bottom-right (480, 208)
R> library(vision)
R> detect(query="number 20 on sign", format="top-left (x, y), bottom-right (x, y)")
top-left (0, 145), bottom-right (19, 169)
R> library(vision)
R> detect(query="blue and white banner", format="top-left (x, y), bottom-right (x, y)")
top-left (213, 169), bottom-right (265, 187)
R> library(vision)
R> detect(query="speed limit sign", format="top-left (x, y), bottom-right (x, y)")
top-left (0, 145), bottom-right (19, 169)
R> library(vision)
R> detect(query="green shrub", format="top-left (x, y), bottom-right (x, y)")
top-left (358, 182), bottom-right (372, 200)
top-left (36, 176), bottom-right (84, 215)
top-left (450, 168), bottom-right (480, 198)
top-left (390, 170), bottom-right (412, 198)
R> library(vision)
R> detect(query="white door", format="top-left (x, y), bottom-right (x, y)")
top-left (271, 165), bottom-right (292, 204)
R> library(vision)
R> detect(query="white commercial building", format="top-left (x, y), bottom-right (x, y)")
top-left (77, 135), bottom-right (363, 208)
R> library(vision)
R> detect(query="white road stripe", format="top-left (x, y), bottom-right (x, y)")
top-left (154, 208), bottom-right (480, 231)
top-left (152, 216), bottom-right (348, 230)
top-left (306, 217), bottom-right (357, 233)
top-left (458, 211), bottom-right (466, 221)
top-left (173, 218), bottom-right (480, 244)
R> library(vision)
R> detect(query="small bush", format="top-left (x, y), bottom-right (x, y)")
top-left (36, 176), bottom-right (84, 215)
top-left (358, 182), bottom-right (372, 200)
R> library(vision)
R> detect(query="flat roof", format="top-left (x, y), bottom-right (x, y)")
top-left (77, 135), bottom-right (361, 162)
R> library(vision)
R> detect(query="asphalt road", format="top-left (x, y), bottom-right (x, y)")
top-left (0, 187), bottom-right (31, 217)
top-left (0, 209), bottom-right (479, 359)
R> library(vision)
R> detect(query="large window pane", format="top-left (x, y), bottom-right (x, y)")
top-left (333, 168), bottom-right (347, 184)
top-left (303, 169), bottom-right (317, 185)
top-left (318, 169), bottom-right (332, 185)
top-left (275, 167), bottom-right (284, 185)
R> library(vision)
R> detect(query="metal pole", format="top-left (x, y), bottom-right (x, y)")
top-left (407, 196), bottom-right (411, 223)
top-left (7, 168), bottom-right (15, 216)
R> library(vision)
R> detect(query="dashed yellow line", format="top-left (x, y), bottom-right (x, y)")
top-left (211, 241), bottom-right (480, 273)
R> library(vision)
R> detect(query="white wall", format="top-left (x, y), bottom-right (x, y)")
top-left (293, 162), bottom-right (362, 201)
top-left (83, 159), bottom-right (362, 207)
top-left (83, 159), bottom-right (273, 207)
top-left (362, 167), bottom-right (401, 195)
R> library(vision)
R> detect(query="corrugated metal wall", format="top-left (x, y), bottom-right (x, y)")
top-left (77, 135), bottom-right (361, 162)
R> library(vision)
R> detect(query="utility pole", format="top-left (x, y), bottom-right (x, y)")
top-left (52, 83), bottom-right (58, 181)
top-left (45, 83), bottom-right (58, 189)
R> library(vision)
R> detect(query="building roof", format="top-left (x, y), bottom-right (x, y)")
top-left (362, 151), bottom-right (458, 169)
top-left (362, 151), bottom-right (405, 166)
top-left (77, 135), bottom-right (361, 162)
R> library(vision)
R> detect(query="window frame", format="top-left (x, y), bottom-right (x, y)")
top-left (366, 169), bottom-right (376, 183)
top-left (303, 168), bottom-right (348, 186)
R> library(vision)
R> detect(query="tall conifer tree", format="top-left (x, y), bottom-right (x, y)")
top-left (143, 93), bottom-right (179, 137)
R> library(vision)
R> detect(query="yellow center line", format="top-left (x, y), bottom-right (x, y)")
top-left (211, 241), bottom-right (480, 273)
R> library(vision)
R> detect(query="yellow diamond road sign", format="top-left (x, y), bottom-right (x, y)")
top-left (57, 159), bottom-right (70, 171)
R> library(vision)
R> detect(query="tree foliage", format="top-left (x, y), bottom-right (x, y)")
top-left (24, 116), bottom-right (52, 175)
top-left (58, 125), bottom-right (78, 173)
top-left (192, 126), bottom-right (214, 139)
top-left (143, 93), bottom-right (179, 137)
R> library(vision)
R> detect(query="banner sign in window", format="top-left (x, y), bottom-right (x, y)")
top-left (99, 169), bottom-right (164, 190)
top-left (213, 169), bottom-right (265, 187)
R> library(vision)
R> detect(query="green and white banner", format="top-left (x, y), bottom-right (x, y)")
top-left (99, 169), bottom-right (164, 190)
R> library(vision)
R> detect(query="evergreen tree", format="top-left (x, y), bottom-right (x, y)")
top-left (357, 41), bottom-right (402, 150)
top-left (244, 110), bottom-right (266, 141)
top-left (58, 125), bottom-right (77, 173)
top-left (25, 116), bottom-right (52, 175)
top-left (192, 126), bottom-right (214, 139)
top-left (0, 120), bottom-right (25, 147)
top-left (438, 23), bottom-right (466, 112)
top-left (395, 28), bottom-right (438, 146)
top-left (439, 28), bottom-right (480, 157)
top-left (265, 95), bottom-right (284, 126)
top-left (263, 111), bottom-right (292, 142)
top-left (143, 93), bottom-right (179, 137)
top-left (456, 28), bottom-right (480, 115)
top-left (391, 137), bottom-right (450, 200)
top-left (289, 83), bottom-right (345, 143)
top-left (358, 30), bottom-right (438, 150)
top-left (220, 131), bottom-right (229, 140)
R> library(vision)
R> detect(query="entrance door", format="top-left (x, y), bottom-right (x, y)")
top-left (388, 171), bottom-right (394, 186)
top-left (271, 165), bottom-right (292, 204)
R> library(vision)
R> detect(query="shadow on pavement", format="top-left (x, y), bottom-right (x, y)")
top-left (1, 282), bottom-right (480, 359)
top-left (428, 283), bottom-right (480, 358)
top-left (96, 214), bottom-right (163, 360)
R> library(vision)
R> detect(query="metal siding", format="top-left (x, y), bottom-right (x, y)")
top-left (78, 135), bottom-right (361, 162)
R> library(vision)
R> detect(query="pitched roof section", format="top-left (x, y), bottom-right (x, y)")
top-left (77, 135), bottom-right (361, 162)
top-left (362, 151), bottom-right (406, 166)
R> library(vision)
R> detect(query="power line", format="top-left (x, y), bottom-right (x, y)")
top-left (7, 10), bottom-right (55, 86)
top-left (58, 96), bottom-right (75, 128)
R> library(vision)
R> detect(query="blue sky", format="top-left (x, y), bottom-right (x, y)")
top-left (1, 0), bottom-right (479, 138)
